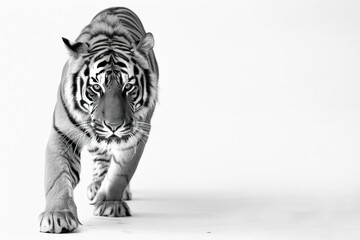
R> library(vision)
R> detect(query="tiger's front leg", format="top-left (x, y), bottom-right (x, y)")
top-left (87, 148), bottom-right (112, 202)
top-left (39, 127), bottom-right (82, 233)
top-left (91, 142), bottom-right (146, 217)
top-left (87, 147), bottom-right (132, 202)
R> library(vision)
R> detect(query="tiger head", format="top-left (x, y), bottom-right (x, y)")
top-left (62, 31), bottom-right (157, 146)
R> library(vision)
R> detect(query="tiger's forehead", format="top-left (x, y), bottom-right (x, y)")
top-left (90, 34), bottom-right (130, 45)
top-left (87, 35), bottom-right (132, 54)
top-left (77, 35), bottom-right (137, 87)
top-left (81, 35), bottom-right (133, 70)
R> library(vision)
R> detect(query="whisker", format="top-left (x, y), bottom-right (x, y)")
top-left (59, 125), bottom-right (93, 155)
top-left (133, 127), bottom-right (150, 136)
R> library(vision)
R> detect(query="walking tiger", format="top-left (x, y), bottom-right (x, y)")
top-left (39, 7), bottom-right (158, 233)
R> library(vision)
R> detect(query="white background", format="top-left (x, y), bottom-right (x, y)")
top-left (1, 0), bottom-right (360, 239)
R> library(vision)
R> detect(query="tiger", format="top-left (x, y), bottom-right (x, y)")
top-left (38, 7), bottom-right (158, 233)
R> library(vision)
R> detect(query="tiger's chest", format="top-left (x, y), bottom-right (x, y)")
top-left (85, 138), bottom-right (137, 163)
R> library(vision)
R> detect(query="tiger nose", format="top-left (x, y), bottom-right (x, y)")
top-left (103, 121), bottom-right (122, 132)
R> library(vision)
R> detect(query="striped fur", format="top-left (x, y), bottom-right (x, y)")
top-left (39, 7), bottom-right (158, 233)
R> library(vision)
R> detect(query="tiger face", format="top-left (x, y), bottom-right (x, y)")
top-left (63, 33), bottom-right (157, 145)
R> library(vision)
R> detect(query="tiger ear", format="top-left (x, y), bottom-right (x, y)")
top-left (62, 37), bottom-right (87, 58)
top-left (133, 32), bottom-right (154, 55)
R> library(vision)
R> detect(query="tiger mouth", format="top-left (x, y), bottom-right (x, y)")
top-left (108, 134), bottom-right (120, 140)
top-left (95, 133), bottom-right (132, 143)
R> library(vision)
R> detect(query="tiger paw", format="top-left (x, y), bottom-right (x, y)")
top-left (39, 210), bottom-right (79, 233)
top-left (87, 181), bottom-right (101, 201)
top-left (93, 201), bottom-right (131, 217)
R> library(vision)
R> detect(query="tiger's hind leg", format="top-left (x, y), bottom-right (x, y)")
top-left (87, 149), bottom-right (132, 202)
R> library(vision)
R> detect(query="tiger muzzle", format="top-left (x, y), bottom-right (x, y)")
top-left (92, 78), bottom-right (133, 138)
